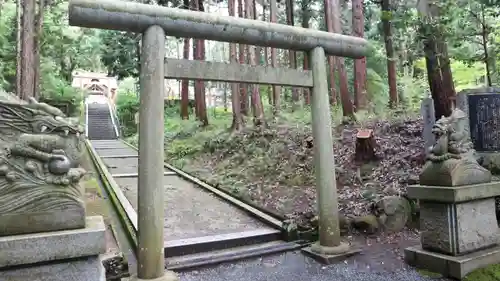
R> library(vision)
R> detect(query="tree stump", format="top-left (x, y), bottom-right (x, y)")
top-left (355, 129), bottom-right (377, 163)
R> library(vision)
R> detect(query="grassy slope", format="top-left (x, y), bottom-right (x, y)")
top-left (127, 107), bottom-right (426, 224)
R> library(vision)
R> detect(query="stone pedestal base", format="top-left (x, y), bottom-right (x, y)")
top-left (0, 216), bottom-right (106, 281)
top-left (406, 182), bottom-right (500, 278)
top-left (0, 206), bottom-right (86, 236)
top-left (0, 216), bottom-right (105, 267)
top-left (407, 182), bottom-right (500, 256)
top-left (301, 242), bottom-right (360, 264)
top-left (420, 198), bottom-right (499, 255)
top-left (129, 270), bottom-right (179, 281)
top-left (405, 245), bottom-right (500, 279)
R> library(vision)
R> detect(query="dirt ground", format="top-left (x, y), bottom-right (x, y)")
top-left (178, 117), bottom-right (424, 229)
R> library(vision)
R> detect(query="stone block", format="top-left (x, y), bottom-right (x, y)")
top-left (0, 216), bottom-right (106, 268)
top-left (407, 182), bottom-right (500, 203)
top-left (407, 182), bottom-right (500, 255)
top-left (0, 206), bottom-right (86, 237)
top-left (129, 271), bottom-right (179, 281)
top-left (0, 93), bottom-right (87, 237)
top-left (301, 245), bottom-right (361, 264)
top-left (419, 158), bottom-right (492, 187)
top-left (0, 256), bottom-right (105, 281)
top-left (477, 152), bottom-right (500, 175)
top-left (405, 244), bottom-right (500, 279)
top-left (420, 199), bottom-right (500, 256)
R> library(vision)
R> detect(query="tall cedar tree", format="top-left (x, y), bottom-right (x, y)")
top-left (245, 0), bottom-right (266, 126)
top-left (180, 0), bottom-right (191, 119)
top-left (332, 0), bottom-right (355, 118)
top-left (352, 0), bottom-right (367, 110)
top-left (285, 0), bottom-right (300, 108)
top-left (33, 0), bottom-right (45, 98)
top-left (228, 0), bottom-right (244, 130)
top-left (381, 0), bottom-right (398, 107)
top-left (19, 0), bottom-right (36, 100)
top-left (418, 0), bottom-right (456, 119)
top-left (270, 0), bottom-right (281, 114)
top-left (324, 0), bottom-right (338, 105)
top-left (301, 0), bottom-right (311, 105)
top-left (191, 0), bottom-right (209, 126)
top-left (237, 0), bottom-right (249, 115)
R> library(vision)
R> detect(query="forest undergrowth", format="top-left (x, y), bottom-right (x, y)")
top-left (127, 105), bottom-right (424, 228)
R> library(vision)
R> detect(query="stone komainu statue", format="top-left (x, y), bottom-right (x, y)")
top-left (420, 108), bottom-right (491, 186)
top-left (0, 93), bottom-right (86, 236)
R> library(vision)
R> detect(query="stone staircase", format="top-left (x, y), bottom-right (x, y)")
top-left (87, 102), bottom-right (118, 140)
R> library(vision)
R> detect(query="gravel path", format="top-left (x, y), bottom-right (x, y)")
top-left (179, 250), bottom-right (447, 281)
top-left (179, 231), bottom-right (450, 281)
top-left (92, 139), bottom-right (271, 242)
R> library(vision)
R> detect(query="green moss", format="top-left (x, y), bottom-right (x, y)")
top-left (83, 177), bottom-right (100, 191)
top-left (417, 265), bottom-right (500, 280)
top-left (464, 264), bottom-right (500, 281)
top-left (416, 269), bottom-right (442, 279)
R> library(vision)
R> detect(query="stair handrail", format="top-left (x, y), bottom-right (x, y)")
top-left (84, 99), bottom-right (89, 138)
top-left (111, 103), bottom-right (122, 138)
top-left (111, 99), bottom-right (123, 136)
top-left (106, 98), bottom-right (120, 138)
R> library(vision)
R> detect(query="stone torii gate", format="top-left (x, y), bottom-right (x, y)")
top-left (68, 1), bottom-right (369, 280)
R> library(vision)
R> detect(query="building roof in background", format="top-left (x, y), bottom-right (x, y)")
top-left (71, 71), bottom-right (118, 89)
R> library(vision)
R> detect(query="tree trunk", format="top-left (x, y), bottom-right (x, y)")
top-left (262, 4), bottom-right (272, 105)
top-left (436, 39), bottom-right (456, 108)
top-left (192, 0), bottom-right (208, 126)
top-left (301, 0), bottom-right (311, 105)
top-left (269, 0), bottom-right (280, 114)
top-left (33, 0), bottom-right (45, 99)
top-left (355, 129), bottom-right (378, 163)
top-left (20, 0), bottom-right (36, 100)
top-left (15, 0), bottom-right (22, 96)
top-left (324, 0), bottom-right (337, 105)
top-left (352, 0), bottom-right (367, 110)
top-left (229, 0), bottom-right (243, 131)
top-left (480, 3), bottom-right (492, 87)
top-left (285, 0), bottom-right (300, 107)
top-left (418, 0), bottom-right (456, 120)
top-left (245, 0), bottom-right (265, 126)
top-left (237, 0), bottom-right (249, 116)
top-left (252, 0), bottom-right (266, 113)
top-left (332, 0), bottom-right (354, 118)
top-left (181, 38), bottom-right (190, 119)
top-left (223, 83), bottom-right (228, 112)
top-left (489, 55), bottom-right (498, 86)
top-left (381, 0), bottom-right (398, 108)
top-left (180, 0), bottom-right (191, 119)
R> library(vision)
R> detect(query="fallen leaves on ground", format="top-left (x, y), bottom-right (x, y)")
top-left (176, 116), bottom-right (426, 228)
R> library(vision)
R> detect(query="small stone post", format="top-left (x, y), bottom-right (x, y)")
top-left (301, 46), bottom-right (359, 263)
top-left (137, 25), bottom-right (177, 281)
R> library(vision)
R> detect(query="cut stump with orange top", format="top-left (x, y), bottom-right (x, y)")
top-left (355, 129), bottom-right (377, 163)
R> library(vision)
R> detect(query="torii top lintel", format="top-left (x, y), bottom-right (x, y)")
top-left (68, 0), bottom-right (370, 58)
